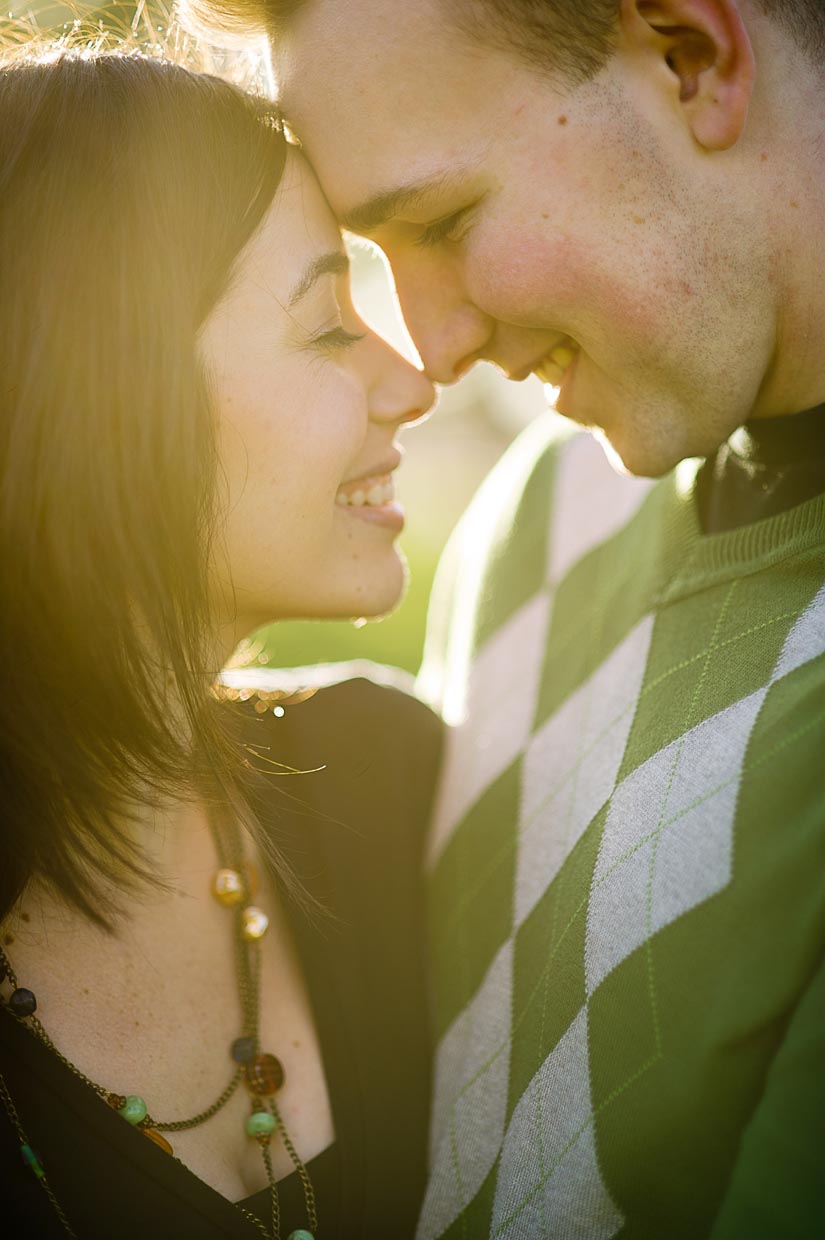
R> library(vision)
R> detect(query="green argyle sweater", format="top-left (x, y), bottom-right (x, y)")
top-left (416, 414), bottom-right (825, 1240)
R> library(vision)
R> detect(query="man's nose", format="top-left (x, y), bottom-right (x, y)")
top-left (392, 257), bottom-right (494, 385)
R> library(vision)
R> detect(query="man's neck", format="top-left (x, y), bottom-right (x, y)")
top-left (748, 44), bottom-right (825, 419)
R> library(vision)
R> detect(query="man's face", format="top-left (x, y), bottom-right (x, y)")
top-left (277, 0), bottom-right (775, 476)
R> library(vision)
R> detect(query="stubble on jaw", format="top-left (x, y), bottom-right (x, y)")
top-left (569, 78), bottom-right (776, 472)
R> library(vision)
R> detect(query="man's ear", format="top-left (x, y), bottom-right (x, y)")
top-left (620, 0), bottom-right (756, 150)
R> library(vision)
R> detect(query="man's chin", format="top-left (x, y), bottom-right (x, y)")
top-left (591, 424), bottom-right (686, 481)
top-left (553, 385), bottom-right (678, 479)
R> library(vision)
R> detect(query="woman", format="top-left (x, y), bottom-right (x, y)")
top-left (0, 48), bottom-right (441, 1239)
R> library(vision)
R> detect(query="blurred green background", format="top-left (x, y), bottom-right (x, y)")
top-left (2, 0), bottom-right (549, 675)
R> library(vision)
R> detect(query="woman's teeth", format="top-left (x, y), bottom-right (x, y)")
top-left (335, 474), bottom-right (396, 508)
top-left (535, 341), bottom-right (578, 387)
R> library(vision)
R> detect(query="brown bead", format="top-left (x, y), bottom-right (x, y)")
top-left (142, 1128), bottom-right (174, 1156)
top-left (244, 1053), bottom-right (285, 1096)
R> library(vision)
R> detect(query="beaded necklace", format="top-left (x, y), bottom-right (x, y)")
top-left (0, 811), bottom-right (318, 1240)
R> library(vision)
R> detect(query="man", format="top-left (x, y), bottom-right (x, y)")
top-left (193, 1), bottom-right (825, 1235)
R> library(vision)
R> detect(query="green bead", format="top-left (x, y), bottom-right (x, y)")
top-left (118, 1095), bottom-right (148, 1125)
top-left (245, 1110), bottom-right (276, 1138)
top-left (20, 1144), bottom-right (45, 1179)
top-left (287, 1232), bottom-right (315, 1240)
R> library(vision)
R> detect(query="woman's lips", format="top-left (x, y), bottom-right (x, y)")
top-left (334, 472), bottom-right (405, 531)
top-left (336, 472), bottom-right (396, 507)
top-left (341, 500), bottom-right (405, 531)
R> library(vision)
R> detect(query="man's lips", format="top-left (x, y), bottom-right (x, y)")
top-left (535, 341), bottom-right (578, 387)
top-left (550, 347), bottom-right (581, 420)
top-left (501, 339), bottom-right (573, 381)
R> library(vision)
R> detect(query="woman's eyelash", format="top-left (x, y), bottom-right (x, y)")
top-left (310, 326), bottom-right (366, 353)
top-left (414, 209), bottom-right (468, 249)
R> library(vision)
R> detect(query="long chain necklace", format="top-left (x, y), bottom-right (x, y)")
top-left (0, 812), bottom-right (318, 1240)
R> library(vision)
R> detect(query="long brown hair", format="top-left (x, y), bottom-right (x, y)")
top-left (0, 50), bottom-right (287, 928)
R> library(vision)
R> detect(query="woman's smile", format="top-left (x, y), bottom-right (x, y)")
top-left (335, 456), bottom-right (405, 530)
top-left (200, 149), bottom-right (433, 633)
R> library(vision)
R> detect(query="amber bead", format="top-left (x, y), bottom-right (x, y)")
top-left (142, 1128), bottom-right (174, 1156)
top-left (244, 1053), bottom-right (285, 1097)
top-left (241, 906), bottom-right (269, 941)
top-left (213, 869), bottom-right (245, 907)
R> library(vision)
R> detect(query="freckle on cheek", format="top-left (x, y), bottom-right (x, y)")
top-left (557, 115), bottom-right (568, 126)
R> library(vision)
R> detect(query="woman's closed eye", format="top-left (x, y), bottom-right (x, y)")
top-left (308, 323), bottom-right (366, 354)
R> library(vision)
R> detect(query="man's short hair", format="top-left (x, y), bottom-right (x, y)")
top-left (188, 0), bottom-right (825, 82)
top-left (455, 1), bottom-right (825, 82)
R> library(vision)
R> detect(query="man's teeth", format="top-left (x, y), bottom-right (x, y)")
top-left (335, 476), bottom-right (396, 507)
top-left (551, 344), bottom-right (577, 369)
top-left (535, 341), bottom-right (578, 386)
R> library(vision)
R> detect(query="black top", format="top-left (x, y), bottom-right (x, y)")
top-left (0, 676), bottom-right (443, 1239)
top-left (696, 402), bottom-right (825, 534)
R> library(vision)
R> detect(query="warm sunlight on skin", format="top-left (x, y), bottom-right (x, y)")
top-left (275, 0), bottom-right (825, 478)
top-left (200, 150), bottom-right (435, 648)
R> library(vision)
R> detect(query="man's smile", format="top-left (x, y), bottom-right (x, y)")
top-left (533, 339), bottom-right (579, 388)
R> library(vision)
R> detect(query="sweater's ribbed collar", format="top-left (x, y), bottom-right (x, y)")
top-left (656, 457), bottom-right (825, 605)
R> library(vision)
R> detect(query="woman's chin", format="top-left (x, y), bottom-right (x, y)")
top-left (343, 554), bottom-right (409, 622)
top-left (241, 553), bottom-right (409, 629)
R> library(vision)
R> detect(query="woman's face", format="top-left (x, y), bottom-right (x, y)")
top-left (200, 150), bottom-right (435, 642)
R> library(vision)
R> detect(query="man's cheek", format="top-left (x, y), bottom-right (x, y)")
top-left (469, 232), bottom-right (603, 329)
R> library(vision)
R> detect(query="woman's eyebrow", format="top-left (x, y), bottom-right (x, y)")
top-left (288, 250), bottom-right (350, 307)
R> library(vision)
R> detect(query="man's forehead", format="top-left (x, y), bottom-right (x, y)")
top-left (274, 0), bottom-right (499, 135)
top-left (275, 8), bottom-right (514, 221)
top-left (278, 0), bottom-right (446, 54)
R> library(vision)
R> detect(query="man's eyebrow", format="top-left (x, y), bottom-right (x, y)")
top-left (338, 172), bottom-right (464, 234)
top-left (288, 251), bottom-right (350, 307)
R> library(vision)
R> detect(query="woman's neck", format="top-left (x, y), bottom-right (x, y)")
top-left (4, 795), bottom-right (222, 951)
